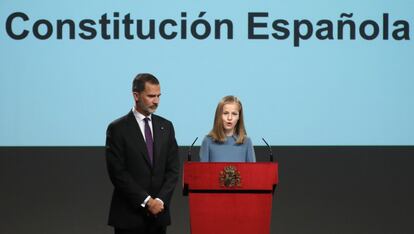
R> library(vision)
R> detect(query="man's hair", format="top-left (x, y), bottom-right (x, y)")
top-left (132, 73), bottom-right (159, 92)
top-left (208, 95), bottom-right (247, 144)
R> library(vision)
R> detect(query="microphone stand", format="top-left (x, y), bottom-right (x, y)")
top-left (261, 138), bottom-right (275, 162)
top-left (187, 137), bottom-right (198, 161)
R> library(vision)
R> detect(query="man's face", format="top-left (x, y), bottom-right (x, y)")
top-left (134, 83), bottom-right (161, 116)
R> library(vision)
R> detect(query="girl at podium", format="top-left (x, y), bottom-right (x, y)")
top-left (200, 95), bottom-right (256, 162)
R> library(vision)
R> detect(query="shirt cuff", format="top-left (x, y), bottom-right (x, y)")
top-left (141, 195), bottom-right (151, 208)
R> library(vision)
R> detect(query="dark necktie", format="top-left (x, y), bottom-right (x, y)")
top-left (143, 118), bottom-right (153, 165)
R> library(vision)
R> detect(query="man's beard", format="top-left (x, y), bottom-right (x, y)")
top-left (138, 100), bottom-right (158, 115)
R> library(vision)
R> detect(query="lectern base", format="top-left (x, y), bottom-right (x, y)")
top-left (189, 193), bottom-right (272, 234)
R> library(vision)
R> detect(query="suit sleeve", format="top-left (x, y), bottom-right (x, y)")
top-left (157, 122), bottom-right (179, 207)
top-left (105, 123), bottom-right (149, 208)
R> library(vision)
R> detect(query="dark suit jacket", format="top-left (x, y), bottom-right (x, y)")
top-left (105, 111), bottom-right (179, 229)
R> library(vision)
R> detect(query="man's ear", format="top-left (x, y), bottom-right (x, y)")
top-left (133, 92), bottom-right (140, 101)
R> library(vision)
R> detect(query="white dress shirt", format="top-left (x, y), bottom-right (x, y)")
top-left (132, 107), bottom-right (153, 142)
top-left (131, 107), bottom-right (163, 208)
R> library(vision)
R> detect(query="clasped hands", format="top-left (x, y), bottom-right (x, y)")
top-left (146, 197), bottom-right (164, 216)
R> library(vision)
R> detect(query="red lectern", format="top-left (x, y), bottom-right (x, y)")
top-left (183, 162), bottom-right (278, 234)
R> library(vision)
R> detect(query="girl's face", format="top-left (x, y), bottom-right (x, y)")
top-left (221, 103), bottom-right (240, 136)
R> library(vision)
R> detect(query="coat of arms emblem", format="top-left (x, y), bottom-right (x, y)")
top-left (219, 166), bottom-right (242, 188)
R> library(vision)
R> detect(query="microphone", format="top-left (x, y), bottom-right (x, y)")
top-left (187, 137), bottom-right (198, 161)
top-left (262, 138), bottom-right (274, 162)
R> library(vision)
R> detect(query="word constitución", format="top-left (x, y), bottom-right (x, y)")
top-left (5, 12), bottom-right (411, 46)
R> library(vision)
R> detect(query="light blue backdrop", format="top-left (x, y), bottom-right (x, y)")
top-left (1, 0), bottom-right (413, 146)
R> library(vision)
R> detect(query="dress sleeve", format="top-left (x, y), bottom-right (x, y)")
top-left (246, 137), bottom-right (256, 162)
top-left (199, 136), bottom-right (210, 162)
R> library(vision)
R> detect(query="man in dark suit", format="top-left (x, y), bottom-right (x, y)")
top-left (105, 73), bottom-right (179, 234)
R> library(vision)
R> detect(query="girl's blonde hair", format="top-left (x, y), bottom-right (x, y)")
top-left (208, 95), bottom-right (247, 144)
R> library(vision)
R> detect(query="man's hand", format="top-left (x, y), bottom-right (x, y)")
top-left (146, 197), bottom-right (164, 215)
